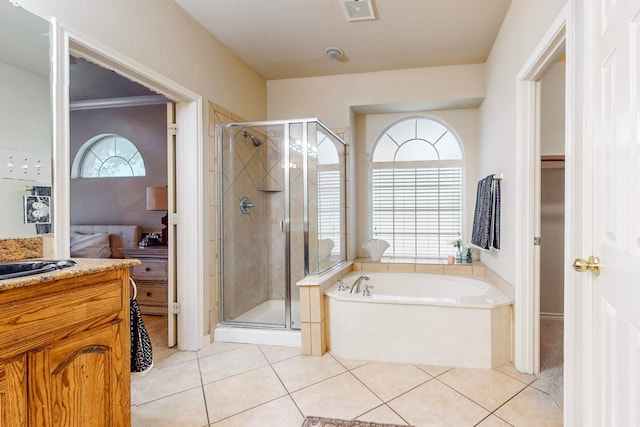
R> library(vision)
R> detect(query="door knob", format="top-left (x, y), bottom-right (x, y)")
top-left (572, 256), bottom-right (601, 276)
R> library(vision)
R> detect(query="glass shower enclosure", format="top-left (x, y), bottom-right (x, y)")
top-left (217, 118), bottom-right (346, 330)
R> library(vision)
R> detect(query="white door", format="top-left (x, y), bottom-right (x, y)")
top-left (166, 103), bottom-right (178, 348)
top-left (571, 0), bottom-right (640, 424)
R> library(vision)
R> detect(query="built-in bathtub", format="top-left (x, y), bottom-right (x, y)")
top-left (326, 271), bottom-right (513, 369)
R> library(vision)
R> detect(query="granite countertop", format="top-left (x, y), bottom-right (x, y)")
top-left (0, 258), bottom-right (141, 292)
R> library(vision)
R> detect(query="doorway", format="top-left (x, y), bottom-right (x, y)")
top-left (513, 10), bottom-right (566, 375)
top-left (68, 56), bottom-right (176, 360)
top-left (51, 24), bottom-right (206, 352)
top-left (535, 52), bottom-right (566, 407)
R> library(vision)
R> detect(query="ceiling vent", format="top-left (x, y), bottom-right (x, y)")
top-left (340, 0), bottom-right (376, 22)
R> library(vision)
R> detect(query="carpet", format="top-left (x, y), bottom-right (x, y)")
top-left (300, 416), bottom-right (411, 427)
top-left (141, 315), bottom-right (178, 363)
top-left (536, 318), bottom-right (564, 409)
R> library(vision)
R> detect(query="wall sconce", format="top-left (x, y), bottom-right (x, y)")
top-left (146, 186), bottom-right (168, 245)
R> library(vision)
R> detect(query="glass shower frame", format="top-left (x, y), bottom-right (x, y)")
top-left (217, 118), bottom-right (347, 331)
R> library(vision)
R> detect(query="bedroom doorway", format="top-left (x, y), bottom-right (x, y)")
top-left (68, 55), bottom-right (178, 359)
top-left (53, 25), bottom-right (206, 353)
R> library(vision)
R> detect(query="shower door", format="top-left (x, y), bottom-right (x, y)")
top-left (219, 119), bottom-right (344, 331)
top-left (219, 122), bottom-right (297, 329)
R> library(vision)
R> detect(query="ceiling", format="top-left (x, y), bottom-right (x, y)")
top-left (70, 57), bottom-right (159, 101)
top-left (67, 0), bottom-right (512, 102)
top-left (0, 1), bottom-right (50, 78)
top-left (175, 0), bottom-right (512, 80)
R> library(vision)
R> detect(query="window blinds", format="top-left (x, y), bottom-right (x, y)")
top-left (370, 167), bottom-right (463, 258)
top-left (317, 170), bottom-right (342, 254)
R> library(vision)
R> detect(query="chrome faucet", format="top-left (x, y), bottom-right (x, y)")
top-left (349, 275), bottom-right (370, 294)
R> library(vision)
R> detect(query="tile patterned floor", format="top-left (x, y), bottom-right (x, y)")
top-left (131, 341), bottom-right (563, 427)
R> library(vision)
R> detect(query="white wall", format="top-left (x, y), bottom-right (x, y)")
top-left (541, 59), bottom-right (566, 156)
top-left (268, 64), bottom-right (486, 127)
top-left (16, 0), bottom-right (267, 121)
top-left (478, 0), bottom-right (567, 285)
top-left (268, 64), bottom-right (486, 260)
top-left (0, 62), bottom-right (51, 238)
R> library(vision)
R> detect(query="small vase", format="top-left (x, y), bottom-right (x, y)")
top-left (455, 247), bottom-right (463, 264)
top-left (466, 248), bottom-right (472, 264)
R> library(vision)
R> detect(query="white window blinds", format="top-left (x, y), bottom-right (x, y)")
top-left (370, 166), bottom-right (463, 258)
top-left (317, 170), bottom-right (342, 254)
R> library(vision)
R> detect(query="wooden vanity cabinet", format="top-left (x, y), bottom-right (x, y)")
top-left (0, 266), bottom-right (131, 427)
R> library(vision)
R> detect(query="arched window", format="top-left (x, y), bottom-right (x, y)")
top-left (71, 133), bottom-right (146, 178)
top-left (369, 116), bottom-right (464, 258)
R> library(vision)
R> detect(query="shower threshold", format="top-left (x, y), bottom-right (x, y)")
top-left (215, 299), bottom-right (301, 348)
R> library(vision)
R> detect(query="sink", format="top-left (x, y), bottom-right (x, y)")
top-left (0, 260), bottom-right (77, 280)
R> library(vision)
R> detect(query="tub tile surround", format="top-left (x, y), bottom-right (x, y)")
top-left (298, 259), bottom-right (514, 365)
top-left (131, 342), bottom-right (562, 426)
top-left (298, 262), bottom-right (354, 355)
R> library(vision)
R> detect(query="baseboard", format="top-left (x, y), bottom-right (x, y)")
top-left (540, 312), bottom-right (564, 321)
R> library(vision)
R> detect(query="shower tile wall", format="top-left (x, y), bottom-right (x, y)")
top-left (265, 132), bottom-right (286, 303)
top-left (210, 105), bottom-right (245, 333)
top-left (217, 119), bottom-right (348, 328)
top-left (221, 126), bottom-right (269, 320)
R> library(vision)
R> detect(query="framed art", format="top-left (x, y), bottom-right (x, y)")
top-left (23, 195), bottom-right (51, 224)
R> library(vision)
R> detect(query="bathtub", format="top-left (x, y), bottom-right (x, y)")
top-left (325, 272), bottom-right (512, 369)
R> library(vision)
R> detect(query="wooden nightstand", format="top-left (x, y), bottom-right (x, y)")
top-left (121, 247), bottom-right (168, 315)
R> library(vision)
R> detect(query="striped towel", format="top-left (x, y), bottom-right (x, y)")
top-left (471, 175), bottom-right (501, 250)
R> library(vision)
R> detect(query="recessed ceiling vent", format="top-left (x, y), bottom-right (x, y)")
top-left (340, 0), bottom-right (376, 22)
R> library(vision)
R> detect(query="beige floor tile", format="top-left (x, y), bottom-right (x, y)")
top-left (199, 345), bottom-right (269, 384)
top-left (197, 340), bottom-right (254, 359)
top-left (357, 405), bottom-right (410, 425)
top-left (210, 396), bottom-right (304, 427)
top-left (438, 368), bottom-right (527, 411)
top-left (329, 353), bottom-right (371, 370)
top-left (417, 364), bottom-right (451, 377)
top-left (131, 387), bottom-right (208, 427)
top-left (271, 353), bottom-right (346, 392)
top-left (154, 350), bottom-right (197, 369)
top-left (388, 379), bottom-right (489, 426)
top-left (259, 344), bottom-right (302, 363)
top-left (494, 387), bottom-right (563, 427)
top-left (204, 366), bottom-right (288, 423)
top-left (291, 372), bottom-right (383, 420)
top-left (131, 359), bottom-right (202, 405)
top-left (496, 362), bottom-right (537, 385)
top-left (351, 362), bottom-right (431, 402)
top-left (476, 414), bottom-right (513, 426)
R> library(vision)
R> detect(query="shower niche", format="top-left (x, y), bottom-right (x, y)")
top-left (217, 118), bottom-right (347, 331)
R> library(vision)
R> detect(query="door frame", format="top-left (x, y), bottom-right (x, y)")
top-left (51, 20), bottom-right (207, 351)
top-left (514, 7), bottom-right (567, 375)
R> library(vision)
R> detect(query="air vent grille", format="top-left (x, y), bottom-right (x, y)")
top-left (340, 0), bottom-right (376, 22)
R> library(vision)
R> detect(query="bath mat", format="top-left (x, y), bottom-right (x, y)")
top-left (300, 416), bottom-right (412, 427)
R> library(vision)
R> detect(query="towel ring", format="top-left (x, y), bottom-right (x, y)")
top-left (129, 277), bottom-right (138, 300)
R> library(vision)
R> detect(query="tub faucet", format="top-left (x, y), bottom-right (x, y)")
top-left (350, 275), bottom-right (370, 294)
